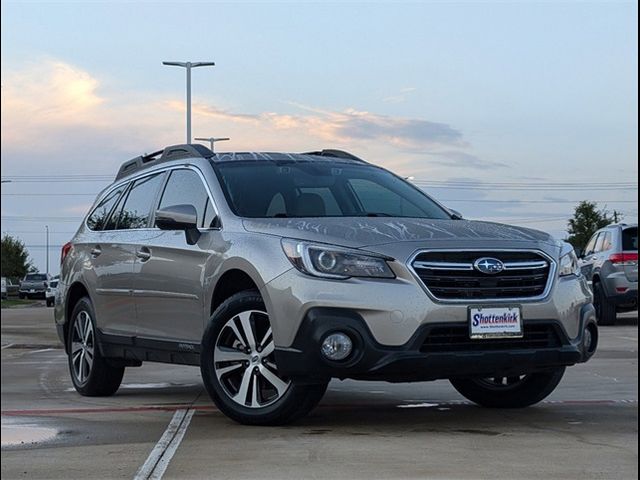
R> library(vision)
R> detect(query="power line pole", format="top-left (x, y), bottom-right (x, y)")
top-left (162, 61), bottom-right (216, 144)
top-left (194, 137), bottom-right (230, 152)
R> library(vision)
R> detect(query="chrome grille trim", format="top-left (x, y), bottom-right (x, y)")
top-left (407, 249), bottom-right (557, 303)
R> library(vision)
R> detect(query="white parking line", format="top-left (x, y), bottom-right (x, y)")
top-left (133, 408), bottom-right (195, 480)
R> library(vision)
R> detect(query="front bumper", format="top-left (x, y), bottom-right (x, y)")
top-left (274, 304), bottom-right (598, 383)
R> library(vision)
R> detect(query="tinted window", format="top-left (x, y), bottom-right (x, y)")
top-left (216, 161), bottom-right (450, 219)
top-left (50, 281), bottom-right (59, 288)
top-left (623, 227), bottom-right (638, 251)
top-left (114, 174), bottom-right (164, 230)
top-left (104, 186), bottom-right (129, 231)
top-left (158, 169), bottom-right (214, 228)
top-left (87, 187), bottom-right (124, 231)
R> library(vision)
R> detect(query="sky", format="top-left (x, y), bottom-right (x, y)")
top-left (1, 0), bottom-right (638, 275)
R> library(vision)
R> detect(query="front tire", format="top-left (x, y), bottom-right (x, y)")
top-left (46, 298), bottom-right (54, 307)
top-left (594, 281), bottom-right (616, 326)
top-left (67, 297), bottom-right (124, 396)
top-left (450, 367), bottom-right (565, 408)
top-left (201, 290), bottom-right (327, 425)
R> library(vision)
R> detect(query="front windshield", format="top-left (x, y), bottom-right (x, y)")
top-left (215, 161), bottom-right (451, 219)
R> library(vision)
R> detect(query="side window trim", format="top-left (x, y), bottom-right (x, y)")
top-left (148, 170), bottom-right (170, 229)
top-left (85, 165), bottom-right (221, 232)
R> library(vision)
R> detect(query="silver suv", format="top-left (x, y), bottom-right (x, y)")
top-left (56, 144), bottom-right (598, 425)
top-left (579, 223), bottom-right (638, 325)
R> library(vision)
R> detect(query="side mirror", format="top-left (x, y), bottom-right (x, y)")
top-left (155, 204), bottom-right (201, 245)
top-left (449, 209), bottom-right (463, 220)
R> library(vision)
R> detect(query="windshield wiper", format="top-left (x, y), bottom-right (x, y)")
top-left (362, 213), bottom-right (393, 217)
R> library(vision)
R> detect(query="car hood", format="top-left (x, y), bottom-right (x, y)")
top-left (242, 217), bottom-right (557, 250)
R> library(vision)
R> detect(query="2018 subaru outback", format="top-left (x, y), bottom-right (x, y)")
top-left (56, 144), bottom-right (598, 425)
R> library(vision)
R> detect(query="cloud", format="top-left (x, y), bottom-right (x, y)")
top-left (186, 101), bottom-right (465, 151)
top-left (2, 59), bottom-right (484, 178)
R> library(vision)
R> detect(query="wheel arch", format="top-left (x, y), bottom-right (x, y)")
top-left (64, 282), bottom-right (91, 352)
top-left (210, 268), bottom-right (261, 316)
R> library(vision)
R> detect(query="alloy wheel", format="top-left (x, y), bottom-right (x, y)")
top-left (214, 310), bottom-right (291, 408)
top-left (476, 375), bottom-right (528, 390)
top-left (71, 310), bottom-right (95, 384)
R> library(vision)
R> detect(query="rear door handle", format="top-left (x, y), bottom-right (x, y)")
top-left (90, 245), bottom-right (102, 257)
top-left (136, 247), bottom-right (151, 262)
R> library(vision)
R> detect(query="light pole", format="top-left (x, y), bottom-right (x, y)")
top-left (194, 137), bottom-right (230, 152)
top-left (162, 61), bottom-right (216, 144)
top-left (45, 225), bottom-right (49, 277)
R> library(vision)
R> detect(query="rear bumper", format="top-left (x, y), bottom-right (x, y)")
top-left (274, 305), bottom-right (597, 383)
top-left (610, 289), bottom-right (638, 309)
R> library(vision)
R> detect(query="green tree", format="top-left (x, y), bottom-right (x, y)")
top-left (566, 201), bottom-right (616, 250)
top-left (1, 234), bottom-right (34, 280)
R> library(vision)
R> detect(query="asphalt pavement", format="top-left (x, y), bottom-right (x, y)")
top-left (1, 306), bottom-right (637, 480)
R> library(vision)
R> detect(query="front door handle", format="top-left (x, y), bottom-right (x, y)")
top-left (136, 247), bottom-right (151, 262)
top-left (90, 245), bottom-right (102, 257)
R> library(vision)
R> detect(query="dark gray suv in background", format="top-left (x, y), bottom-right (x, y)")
top-left (56, 144), bottom-right (598, 425)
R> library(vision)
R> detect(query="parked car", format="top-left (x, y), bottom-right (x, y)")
top-left (5, 279), bottom-right (20, 297)
top-left (56, 144), bottom-right (598, 425)
top-left (19, 273), bottom-right (51, 299)
top-left (578, 223), bottom-right (638, 325)
top-left (46, 279), bottom-right (59, 307)
top-left (1, 277), bottom-right (6, 300)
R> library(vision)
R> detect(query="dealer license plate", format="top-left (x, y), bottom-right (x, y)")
top-left (469, 306), bottom-right (523, 339)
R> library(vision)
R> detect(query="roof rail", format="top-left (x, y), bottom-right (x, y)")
top-left (115, 144), bottom-right (214, 180)
top-left (302, 149), bottom-right (367, 164)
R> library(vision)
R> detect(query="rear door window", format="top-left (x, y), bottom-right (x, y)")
top-left (584, 234), bottom-right (598, 255)
top-left (113, 173), bottom-right (165, 230)
top-left (594, 233), bottom-right (606, 252)
top-left (600, 232), bottom-right (613, 251)
top-left (622, 227), bottom-right (638, 251)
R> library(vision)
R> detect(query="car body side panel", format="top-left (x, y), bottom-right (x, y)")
top-left (133, 229), bottom-right (223, 342)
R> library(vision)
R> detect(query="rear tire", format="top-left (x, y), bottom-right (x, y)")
top-left (67, 297), bottom-right (124, 396)
top-left (18, 293), bottom-right (25, 299)
top-left (46, 299), bottom-right (54, 307)
top-left (594, 281), bottom-right (616, 326)
top-left (201, 290), bottom-right (328, 425)
top-left (450, 367), bottom-right (565, 408)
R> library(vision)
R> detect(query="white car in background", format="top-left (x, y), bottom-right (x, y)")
top-left (46, 279), bottom-right (59, 307)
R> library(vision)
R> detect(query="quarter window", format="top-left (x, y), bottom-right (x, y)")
top-left (158, 169), bottom-right (214, 228)
top-left (87, 187), bottom-right (124, 231)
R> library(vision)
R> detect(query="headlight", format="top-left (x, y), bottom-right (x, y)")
top-left (559, 245), bottom-right (580, 277)
top-left (281, 239), bottom-right (395, 279)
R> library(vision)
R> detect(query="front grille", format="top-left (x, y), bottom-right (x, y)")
top-left (420, 323), bottom-right (562, 353)
top-left (411, 250), bottom-right (553, 301)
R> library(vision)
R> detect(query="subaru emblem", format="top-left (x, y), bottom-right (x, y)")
top-left (474, 257), bottom-right (505, 275)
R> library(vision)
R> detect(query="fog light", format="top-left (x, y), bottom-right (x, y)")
top-left (321, 332), bottom-right (353, 361)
